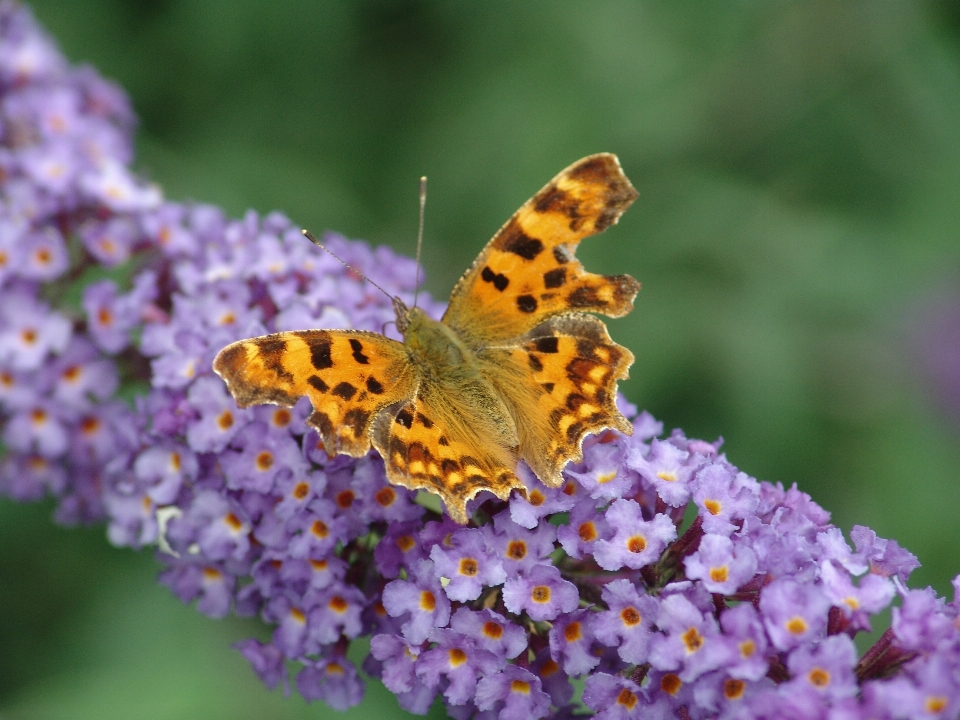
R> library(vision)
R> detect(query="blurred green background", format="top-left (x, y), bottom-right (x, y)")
top-left (3, 1), bottom-right (960, 718)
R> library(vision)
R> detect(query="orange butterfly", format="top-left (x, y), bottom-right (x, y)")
top-left (214, 153), bottom-right (639, 523)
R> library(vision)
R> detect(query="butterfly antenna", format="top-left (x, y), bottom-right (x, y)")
top-left (301, 229), bottom-right (394, 302)
top-left (413, 175), bottom-right (427, 308)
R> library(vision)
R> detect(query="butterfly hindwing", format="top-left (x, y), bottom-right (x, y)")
top-left (443, 153), bottom-right (640, 345)
top-left (477, 313), bottom-right (634, 487)
top-left (371, 381), bottom-right (525, 524)
top-left (214, 330), bottom-right (416, 456)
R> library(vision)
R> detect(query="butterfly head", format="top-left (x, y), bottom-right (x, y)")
top-left (393, 296), bottom-right (413, 334)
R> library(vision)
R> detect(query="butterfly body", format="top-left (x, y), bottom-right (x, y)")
top-left (215, 153), bottom-right (640, 523)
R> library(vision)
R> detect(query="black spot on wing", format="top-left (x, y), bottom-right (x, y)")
top-left (310, 339), bottom-right (333, 370)
top-left (566, 421), bottom-right (585, 442)
top-left (349, 338), bottom-right (369, 364)
top-left (366, 376), bottom-right (384, 394)
top-left (517, 295), bottom-right (538, 313)
top-left (343, 407), bottom-right (370, 438)
top-left (395, 408), bottom-right (413, 429)
top-left (214, 343), bottom-right (246, 376)
top-left (416, 413), bottom-right (433, 428)
top-left (438, 436), bottom-right (449, 446)
top-left (441, 459), bottom-right (460, 475)
top-left (501, 226), bottom-right (544, 260)
top-left (308, 375), bottom-right (329, 393)
top-left (528, 353), bottom-right (543, 372)
top-left (309, 410), bottom-right (334, 437)
top-left (481, 266), bottom-right (509, 291)
top-left (568, 286), bottom-right (604, 308)
top-left (332, 382), bottom-right (357, 400)
top-left (534, 336), bottom-right (559, 354)
top-left (533, 185), bottom-right (565, 213)
top-left (257, 337), bottom-right (294, 382)
top-left (553, 246), bottom-right (571, 264)
top-left (542, 382), bottom-right (555, 394)
top-left (543, 267), bottom-right (566, 289)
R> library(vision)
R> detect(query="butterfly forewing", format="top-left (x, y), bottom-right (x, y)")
top-left (443, 153), bottom-right (640, 345)
top-left (214, 330), bottom-right (416, 456)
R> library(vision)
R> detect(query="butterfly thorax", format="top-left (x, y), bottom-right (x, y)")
top-left (398, 304), bottom-right (473, 378)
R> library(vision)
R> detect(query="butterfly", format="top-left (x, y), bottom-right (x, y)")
top-left (213, 153), bottom-right (640, 524)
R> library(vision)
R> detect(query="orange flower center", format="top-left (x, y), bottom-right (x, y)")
top-left (786, 617), bottom-right (808, 635)
top-left (448, 648), bottom-right (467, 666)
top-left (578, 522), bottom-right (597, 542)
top-left (375, 486), bottom-right (396, 507)
top-left (682, 627), bottom-right (704, 653)
top-left (808, 668), bottom-right (830, 688)
top-left (709, 566), bottom-right (729, 583)
top-left (660, 674), bottom-right (682, 696)
top-left (507, 540), bottom-right (527, 560)
top-left (255, 451), bottom-right (273, 471)
top-left (328, 596), bottom-right (348, 613)
top-left (510, 680), bottom-right (531, 694)
top-left (531, 585), bottom-right (551, 603)
top-left (724, 678), bottom-right (745, 700)
top-left (563, 621), bottom-right (583, 642)
top-left (617, 688), bottom-right (638, 708)
top-left (483, 621), bottom-right (503, 639)
top-left (627, 535), bottom-right (647, 553)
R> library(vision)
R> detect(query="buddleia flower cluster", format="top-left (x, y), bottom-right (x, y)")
top-left (3, 4), bottom-right (960, 718)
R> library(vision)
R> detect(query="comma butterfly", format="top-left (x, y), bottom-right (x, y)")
top-left (213, 153), bottom-right (640, 523)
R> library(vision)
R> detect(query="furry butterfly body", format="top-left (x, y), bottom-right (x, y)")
top-left (214, 153), bottom-right (640, 523)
